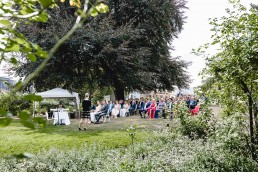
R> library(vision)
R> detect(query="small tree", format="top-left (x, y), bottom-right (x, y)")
top-left (195, 1), bottom-right (258, 160)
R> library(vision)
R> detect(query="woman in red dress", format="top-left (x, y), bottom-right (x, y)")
top-left (147, 99), bottom-right (156, 119)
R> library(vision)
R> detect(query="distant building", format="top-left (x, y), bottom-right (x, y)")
top-left (0, 76), bottom-right (16, 92)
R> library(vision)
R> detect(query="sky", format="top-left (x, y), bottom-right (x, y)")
top-left (0, 0), bottom-right (254, 85)
top-left (172, 0), bottom-right (253, 88)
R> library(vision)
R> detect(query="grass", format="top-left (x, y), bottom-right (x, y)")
top-left (0, 115), bottom-right (171, 158)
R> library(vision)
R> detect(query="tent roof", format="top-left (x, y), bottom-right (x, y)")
top-left (36, 88), bottom-right (78, 98)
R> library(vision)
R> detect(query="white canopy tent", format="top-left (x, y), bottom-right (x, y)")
top-left (34, 88), bottom-right (80, 117)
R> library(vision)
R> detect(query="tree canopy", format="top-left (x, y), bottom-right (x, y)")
top-left (13, 0), bottom-right (189, 100)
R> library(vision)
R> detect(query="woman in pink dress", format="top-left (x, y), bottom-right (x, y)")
top-left (147, 99), bottom-right (156, 119)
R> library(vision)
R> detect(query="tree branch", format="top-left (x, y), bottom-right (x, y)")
top-left (11, 0), bottom-right (90, 93)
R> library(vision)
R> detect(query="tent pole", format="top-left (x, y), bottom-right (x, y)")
top-left (33, 101), bottom-right (35, 118)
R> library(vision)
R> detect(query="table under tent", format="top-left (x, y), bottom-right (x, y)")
top-left (34, 88), bottom-right (80, 125)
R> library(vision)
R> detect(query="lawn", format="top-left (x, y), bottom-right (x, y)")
top-left (0, 115), bottom-right (171, 158)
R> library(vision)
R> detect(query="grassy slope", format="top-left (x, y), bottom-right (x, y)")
top-left (0, 116), bottom-right (170, 157)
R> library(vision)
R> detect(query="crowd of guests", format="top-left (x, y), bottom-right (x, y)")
top-left (79, 93), bottom-right (207, 130)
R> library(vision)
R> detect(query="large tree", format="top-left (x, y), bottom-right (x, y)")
top-left (14, 0), bottom-right (189, 100)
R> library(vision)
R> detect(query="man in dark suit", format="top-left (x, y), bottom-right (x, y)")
top-left (139, 98), bottom-right (151, 118)
top-left (95, 100), bottom-right (109, 124)
top-left (129, 99), bottom-right (137, 115)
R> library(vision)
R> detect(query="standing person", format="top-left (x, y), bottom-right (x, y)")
top-left (79, 93), bottom-right (91, 131)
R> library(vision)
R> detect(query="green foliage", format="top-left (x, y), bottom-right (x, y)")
top-left (195, 2), bottom-right (258, 114)
top-left (194, 1), bottom-right (258, 159)
top-left (0, 118), bottom-right (13, 127)
top-left (33, 117), bottom-right (47, 127)
top-left (24, 94), bottom-right (43, 102)
top-left (177, 103), bottom-right (214, 139)
top-left (0, 94), bottom-right (32, 116)
top-left (0, 127), bottom-right (257, 172)
top-left (19, 110), bottom-right (47, 129)
top-left (0, 108), bottom-right (7, 117)
top-left (0, 0), bottom-right (109, 128)
top-left (210, 113), bottom-right (251, 156)
top-left (184, 149), bottom-right (258, 172)
top-left (126, 124), bottom-right (137, 153)
top-left (39, 102), bottom-right (55, 111)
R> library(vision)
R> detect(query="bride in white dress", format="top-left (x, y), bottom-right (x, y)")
top-left (90, 100), bottom-right (102, 122)
top-left (120, 101), bottom-right (129, 117)
top-left (111, 100), bottom-right (120, 118)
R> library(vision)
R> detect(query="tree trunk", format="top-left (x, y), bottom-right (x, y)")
top-left (114, 86), bottom-right (125, 100)
top-left (248, 95), bottom-right (257, 161)
top-left (240, 80), bottom-right (257, 161)
top-left (254, 105), bottom-right (258, 145)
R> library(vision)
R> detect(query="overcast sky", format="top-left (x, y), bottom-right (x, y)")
top-left (172, 0), bottom-right (253, 87)
top-left (0, 0), bottom-right (254, 85)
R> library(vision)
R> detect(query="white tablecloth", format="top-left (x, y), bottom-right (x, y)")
top-left (53, 112), bottom-right (70, 125)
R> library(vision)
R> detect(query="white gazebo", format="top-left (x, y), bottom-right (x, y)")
top-left (34, 88), bottom-right (80, 117)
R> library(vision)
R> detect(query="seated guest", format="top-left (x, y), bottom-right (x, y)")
top-left (111, 100), bottom-right (120, 118)
top-left (147, 99), bottom-right (156, 119)
top-left (189, 97), bottom-right (197, 115)
top-left (138, 98), bottom-right (145, 118)
top-left (166, 98), bottom-right (173, 112)
top-left (155, 98), bottom-right (166, 118)
top-left (95, 100), bottom-right (109, 123)
top-left (90, 100), bottom-right (102, 122)
top-left (185, 96), bottom-right (190, 108)
top-left (139, 98), bottom-right (151, 118)
top-left (91, 104), bottom-right (96, 110)
top-left (107, 100), bottom-right (114, 116)
top-left (119, 100), bottom-right (124, 110)
top-left (120, 100), bottom-right (129, 117)
top-left (189, 97), bottom-right (197, 109)
top-left (129, 99), bottom-right (137, 115)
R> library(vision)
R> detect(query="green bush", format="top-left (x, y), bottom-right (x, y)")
top-left (209, 113), bottom-right (251, 156)
top-left (176, 103), bottom-right (214, 139)
top-left (183, 149), bottom-right (258, 172)
top-left (0, 94), bottom-right (32, 116)
top-left (39, 102), bottom-right (55, 112)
